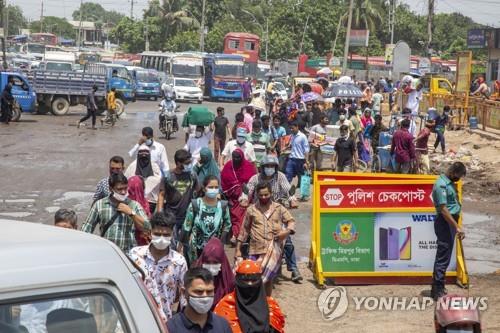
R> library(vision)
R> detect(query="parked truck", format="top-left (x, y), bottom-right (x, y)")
top-left (27, 70), bottom-right (110, 115)
top-left (0, 71), bottom-right (37, 121)
top-left (84, 63), bottom-right (136, 102)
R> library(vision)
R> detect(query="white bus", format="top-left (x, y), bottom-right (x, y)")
top-left (140, 51), bottom-right (174, 74)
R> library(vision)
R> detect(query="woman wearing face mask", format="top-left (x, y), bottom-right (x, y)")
top-left (193, 238), bottom-right (235, 310)
top-left (127, 175), bottom-right (151, 245)
top-left (125, 145), bottom-right (162, 213)
top-left (193, 147), bottom-right (221, 185)
top-left (182, 175), bottom-right (231, 264)
top-left (214, 260), bottom-right (285, 333)
top-left (220, 149), bottom-right (257, 246)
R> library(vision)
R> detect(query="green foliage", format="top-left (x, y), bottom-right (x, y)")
top-left (164, 30), bottom-right (200, 52)
top-left (30, 17), bottom-right (76, 39)
top-left (6, 5), bottom-right (27, 36)
top-left (72, 3), bottom-right (124, 26)
top-left (109, 17), bottom-right (145, 53)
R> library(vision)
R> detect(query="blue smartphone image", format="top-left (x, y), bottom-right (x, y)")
top-left (387, 227), bottom-right (400, 260)
top-left (379, 228), bottom-right (388, 260)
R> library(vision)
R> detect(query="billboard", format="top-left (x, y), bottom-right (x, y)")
top-left (349, 30), bottom-right (370, 47)
top-left (467, 29), bottom-right (485, 49)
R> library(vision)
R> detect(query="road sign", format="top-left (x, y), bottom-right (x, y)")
top-left (418, 58), bottom-right (431, 75)
top-left (323, 188), bottom-right (344, 206)
top-left (329, 57), bottom-right (341, 67)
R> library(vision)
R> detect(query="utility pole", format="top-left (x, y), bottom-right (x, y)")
top-left (4, 0), bottom-right (8, 39)
top-left (0, 0), bottom-right (7, 69)
top-left (388, 0), bottom-right (396, 45)
top-left (298, 14), bottom-right (310, 56)
top-left (342, 0), bottom-right (354, 73)
top-left (130, 0), bottom-right (134, 19)
top-left (265, 17), bottom-right (268, 61)
top-left (199, 0), bottom-right (206, 52)
top-left (40, 0), bottom-right (44, 32)
top-left (77, 0), bottom-right (83, 49)
top-left (427, 0), bottom-right (434, 56)
top-left (145, 24), bottom-right (149, 51)
top-left (331, 13), bottom-right (344, 57)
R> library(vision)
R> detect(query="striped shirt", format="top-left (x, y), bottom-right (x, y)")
top-left (247, 171), bottom-right (292, 203)
top-left (93, 177), bottom-right (110, 202)
top-left (81, 196), bottom-right (150, 252)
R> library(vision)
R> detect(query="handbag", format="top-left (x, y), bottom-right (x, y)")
top-left (300, 172), bottom-right (311, 199)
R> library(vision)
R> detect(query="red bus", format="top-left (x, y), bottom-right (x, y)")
top-left (223, 32), bottom-right (260, 79)
top-left (31, 33), bottom-right (58, 45)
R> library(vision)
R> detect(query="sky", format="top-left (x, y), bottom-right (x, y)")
top-left (12, 0), bottom-right (500, 27)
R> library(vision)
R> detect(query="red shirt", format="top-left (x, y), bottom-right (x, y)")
top-left (391, 128), bottom-right (416, 163)
top-left (415, 127), bottom-right (431, 154)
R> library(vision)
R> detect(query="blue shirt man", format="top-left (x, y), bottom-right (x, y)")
top-left (431, 162), bottom-right (466, 301)
top-left (285, 122), bottom-right (310, 183)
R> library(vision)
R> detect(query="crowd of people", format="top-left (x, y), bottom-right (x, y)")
top-left (42, 72), bottom-right (461, 332)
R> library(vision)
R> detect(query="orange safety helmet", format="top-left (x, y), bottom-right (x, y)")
top-left (236, 260), bottom-right (262, 275)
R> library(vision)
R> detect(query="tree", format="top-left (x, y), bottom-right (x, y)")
top-left (341, 0), bottom-right (385, 32)
top-left (72, 2), bottom-right (124, 26)
top-left (30, 17), bottom-right (76, 39)
top-left (164, 30), bottom-right (199, 51)
top-left (160, 0), bottom-right (199, 37)
top-left (109, 17), bottom-right (144, 53)
top-left (6, 5), bottom-right (27, 36)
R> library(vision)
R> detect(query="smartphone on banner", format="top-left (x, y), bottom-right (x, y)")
top-left (379, 228), bottom-right (388, 260)
top-left (388, 227), bottom-right (400, 260)
top-left (399, 227), bottom-right (412, 260)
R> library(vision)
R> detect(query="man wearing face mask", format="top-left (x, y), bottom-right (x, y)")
top-left (167, 267), bottom-right (232, 332)
top-left (246, 119), bottom-right (271, 168)
top-left (129, 127), bottom-right (169, 175)
top-left (82, 173), bottom-right (150, 252)
top-left (129, 211), bottom-right (188, 323)
top-left (219, 127), bottom-right (256, 168)
top-left (334, 124), bottom-right (358, 172)
top-left (124, 145), bottom-right (162, 213)
top-left (157, 149), bottom-right (201, 249)
top-left (235, 182), bottom-right (295, 296)
top-left (214, 260), bottom-right (285, 333)
top-left (431, 162), bottom-right (466, 300)
top-left (247, 155), bottom-right (302, 283)
top-left (93, 156), bottom-right (125, 203)
top-left (184, 124), bottom-right (214, 166)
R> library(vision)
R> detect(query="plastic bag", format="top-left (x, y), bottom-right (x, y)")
top-left (300, 172), bottom-right (311, 199)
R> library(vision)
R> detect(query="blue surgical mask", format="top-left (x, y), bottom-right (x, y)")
top-left (205, 188), bottom-right (219, 199)
top-left (183, 164), bottom-right (192, 172)
top-left (145, 138), bottom-right (153, 146)
top-left (264, 167), bottom-right (276, 177)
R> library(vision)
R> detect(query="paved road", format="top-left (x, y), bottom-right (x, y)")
top-left (0, 99), bottom-right (311, 262)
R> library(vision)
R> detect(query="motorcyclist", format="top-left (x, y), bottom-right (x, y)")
top-left (159, 94), bottom-right (178, 131)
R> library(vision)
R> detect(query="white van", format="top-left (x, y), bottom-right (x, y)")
top-left (0, 221), bottom-right (168, 332)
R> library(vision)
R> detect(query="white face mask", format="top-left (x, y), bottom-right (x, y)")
top-left (195, 131), bottom-right (202, 138)
top-left (264, 167), bottom-right (276, 177)
top-left (145, 138), bottom-right (153, 146)
top-left (151, 235), bottom-right (171, 250)
top-left (205, 188), bottom-right (219, 199)
top-left (202, 263), bottom-right (222, 276)
top-left (446, 330), bottom-right (474, 333)
top-left (188, 295), bottom-right (214, 314)
top-left (236, 137), bottom-right (246, 144)
top-left (113, 192), bottom-right (128, 202)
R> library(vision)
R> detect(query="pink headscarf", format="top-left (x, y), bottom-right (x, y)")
top-left (127, 175), bottom-right (151, 218)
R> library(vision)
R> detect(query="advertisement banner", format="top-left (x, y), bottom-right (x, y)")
top-left (467, 29), bottom-right (485, 49)
top-left (384, 44), bottom-right (395, 65)
top-left (315, 172), bottom-right (436, 182)
top-left (319, 182), bottom-right (434, 209)
top-left (319, 212), bottom-right (457, 273)
top-left (455, 52), bottom-right (472, 94)
top-left (374, 213), bottom-right (457, 271)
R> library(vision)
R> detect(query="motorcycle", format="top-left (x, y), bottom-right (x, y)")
top-left (158, 99), bottom-right (179, 140)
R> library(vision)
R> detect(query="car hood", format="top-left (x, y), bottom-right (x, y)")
top-left (175, 86), bottom-right (202, 93)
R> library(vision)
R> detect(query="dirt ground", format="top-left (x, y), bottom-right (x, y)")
top-left (1, 104), bottom-right (500, 332)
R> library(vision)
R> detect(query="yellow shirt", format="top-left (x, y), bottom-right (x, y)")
top-left (107, 91), bottom-right (116, 110)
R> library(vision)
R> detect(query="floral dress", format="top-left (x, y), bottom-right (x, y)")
top-left (183, 198), bottom-right (231, 264)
